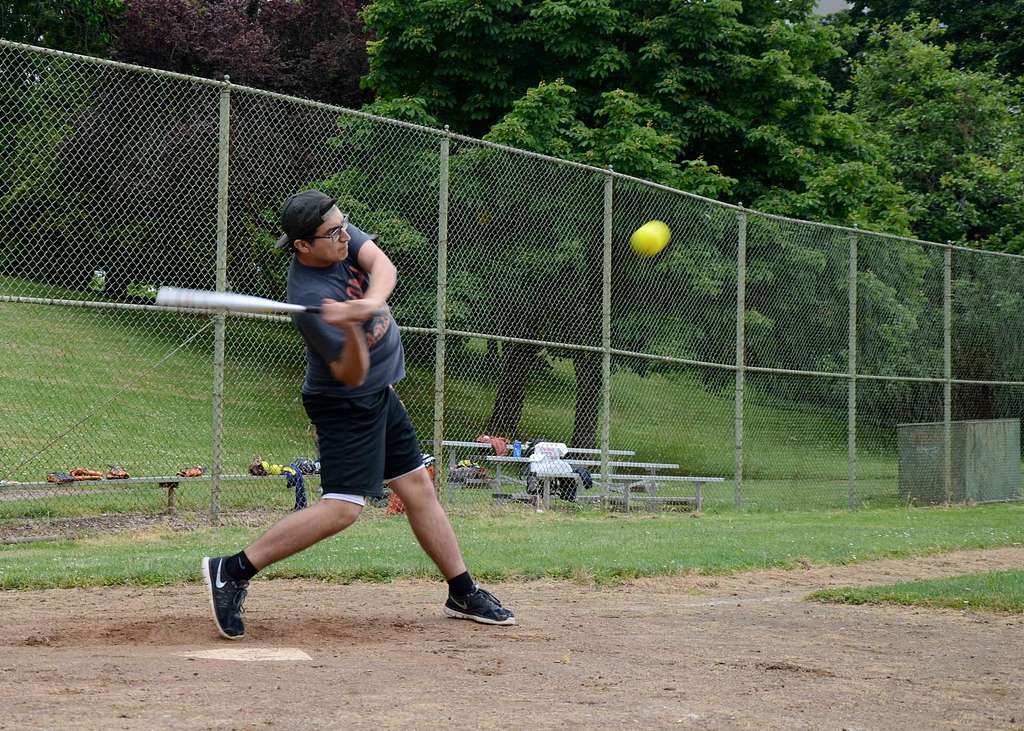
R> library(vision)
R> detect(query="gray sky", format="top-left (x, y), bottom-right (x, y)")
top-left (815, 0), bottom-right (852, 14)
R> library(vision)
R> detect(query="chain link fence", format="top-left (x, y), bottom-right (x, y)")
top-left (2, 40), bottom-right (1022, 530)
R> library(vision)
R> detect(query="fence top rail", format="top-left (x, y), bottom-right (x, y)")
top-left (0, 38), bottom-right (229, 89)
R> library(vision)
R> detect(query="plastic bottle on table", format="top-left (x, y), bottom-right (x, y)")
top-left (512, 440), bottom-right (522, 458)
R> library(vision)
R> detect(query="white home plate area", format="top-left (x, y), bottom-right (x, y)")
top-left (178, 647), bottom-right (312, 662)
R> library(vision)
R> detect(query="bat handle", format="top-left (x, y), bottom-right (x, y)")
top-left (305, 306), bottom-right (322, 314)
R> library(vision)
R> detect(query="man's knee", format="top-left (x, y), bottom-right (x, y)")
top-left (318, 498), bottom-right (364, 532)
top-left (390, 468), bottom-right (438, 508)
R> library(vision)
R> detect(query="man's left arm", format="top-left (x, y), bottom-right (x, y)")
top-left (341, 240), bottom-right (396, 322)
top-left (357, 239), bottom-right (397, 305)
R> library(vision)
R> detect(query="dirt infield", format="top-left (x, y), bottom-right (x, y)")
top-left (2, 547), bottom-right (1023, 730)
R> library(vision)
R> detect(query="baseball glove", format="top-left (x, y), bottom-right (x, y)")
top-left (69, 468), bottom-right (103, 481)
top-left (248, 455), bottom-right (268, 476)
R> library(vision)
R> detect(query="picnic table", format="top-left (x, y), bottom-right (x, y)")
top-left (581, 473), bottom-right (724, 511)
top-left (439, 439), bottom-right (722, 512)
top-left (441, 440), bottom-right (635, 494)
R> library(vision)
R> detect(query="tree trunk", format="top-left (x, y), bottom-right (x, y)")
top-left (486, 342), bottom-right (538, 436)
top-left (571, 350), bottom-right (602, 448)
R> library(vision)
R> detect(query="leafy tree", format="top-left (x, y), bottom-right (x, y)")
top-left (475, 80), bottom-right (739, 442)
top-left (360, 1), bottom-right (925, 443)
top-left (0, 0), bottom-right (125, 55)
top-left (0, 0), bottom-right (373, 301)
top-left (0, 52), bottom-right (221, 295)
top-left (850, 20), bottom-right (1024, 252)
top-left (114, 0), bottom-right (369, 107)
top-left (114, 0), bottom-right (280, 86)
top-left (362, 0), bottom-right (877, 208)
top-left (843, 0), bottom-right (1024, 79)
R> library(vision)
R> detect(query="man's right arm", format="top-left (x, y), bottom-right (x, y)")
top-left (328, 322), bottom-right (369, 387)
top-left (320, 298), bottom-right (371, 387)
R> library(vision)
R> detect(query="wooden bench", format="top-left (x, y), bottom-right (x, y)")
top-left (581, 474), bottom-right (725, 511)
top-left (0, 473), bottom-right (320, 513)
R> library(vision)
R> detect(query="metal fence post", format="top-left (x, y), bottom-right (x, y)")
top-left (734, 209), bottom-right (747, 509)
top-left (943, 244), bottom-right (953, 504)
top-left (210, 75), bottom-right (230, 524)
top-left (848, 232), bottom-right (858, 510)
top-left (601, 168), bottom-right (613, 509)
top-left (432, 127), bottom-right (450, 495)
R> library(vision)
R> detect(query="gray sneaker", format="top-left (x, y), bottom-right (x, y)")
top-left (201, 556), bottom-right (248, 639)
top-left (444, 586), bottom-right (516, 626)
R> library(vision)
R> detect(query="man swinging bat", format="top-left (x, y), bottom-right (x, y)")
top-left (201, 189), bottom-right (515, 639)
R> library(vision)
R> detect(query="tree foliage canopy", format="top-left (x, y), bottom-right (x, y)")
top-left (850, 20), bottom-right (1024, 251)
top-left (364, 0), bottom-right (893, 222)
top-left (844, 0), bottom-right (1024, 79)
top-left (113, 0), bottom-right (369, 107)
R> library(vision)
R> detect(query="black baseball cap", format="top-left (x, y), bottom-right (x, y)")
top-left (275, 190), bottom-right (338, 250)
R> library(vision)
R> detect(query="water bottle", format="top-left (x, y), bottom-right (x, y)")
top-left (512, 440), bottom-right (522, 458)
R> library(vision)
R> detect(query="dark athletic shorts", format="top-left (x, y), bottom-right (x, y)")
top-left (302, 386), bottom-right (423, 498)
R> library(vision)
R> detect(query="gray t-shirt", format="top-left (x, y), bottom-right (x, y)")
top-left (287, 223), bottom-right (405, 397)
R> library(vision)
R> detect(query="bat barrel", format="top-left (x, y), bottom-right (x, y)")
top-left (155, 287), bottom-right (313, 316)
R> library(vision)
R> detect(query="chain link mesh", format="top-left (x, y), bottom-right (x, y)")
top-left (1, 43), bottom-right (222, 521)
top-left (611, 179), bottom-right (738, 364)
top-left (857, 233), bottom-right (946, 380)
top-left (2, 40), bottom-right (1022, 531)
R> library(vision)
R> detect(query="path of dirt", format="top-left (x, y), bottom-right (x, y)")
top-left (2, 547), bottom-right (1023, 730)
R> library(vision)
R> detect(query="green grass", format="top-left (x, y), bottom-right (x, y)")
top-left (811, 569), bottom-right (1024, 613)
top-left (1, 503), bottom-right (1022, 589)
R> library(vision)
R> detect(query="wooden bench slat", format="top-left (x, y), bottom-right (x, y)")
top-left (584, 496), bottom-right (697, 503)
top-left (564, 448), bottom-right (636, 456)
top-left (591, 474), bottom-right (724, 482)
top-left (482, 457), bottom-right (683, 469)
top-left (566, 460), bottom-right (681, 469)
top-left (441, 441), bottom-right (635, 456)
